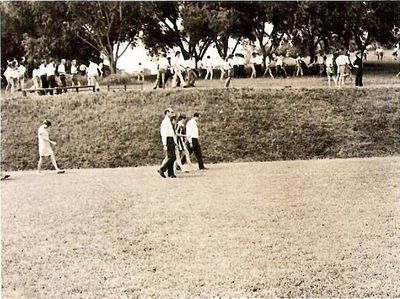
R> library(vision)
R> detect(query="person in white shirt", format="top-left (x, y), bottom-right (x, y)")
top-left (57, 59), bottom-right (67, 93)
top-left (255, 53), bottom-right (263, 78)
top-left (153, 53), bottom-right (169, 89)
top-left (172, 51), bottom-right (186, 88)
top-left (157, 108), bottom-right (177, 178)
top-left (70, 59), bottom-right (80, 86)
top-left (37, 119), bottom-right (64, 175)
top-left (335, 53), bottom-right (351, 87)
top-left (276, 55), bottom-right (287, 78)
top-left (185, 112), bottom-right (206, 170)
top-left (38, 60), bottom-right (48, 95)
top-left (376, 47), bottom-right (384, 61)
top-left (32, 67), bottom-right (41, 90)
top-left (46, 59), bottom-right (57, 95)
top-left (87, 59), bottom-right (101, 91)
top-left (263, 54), bottom-right (274, 78)
top-left (17, 58), bottom-right (27, 90)
top-left (295, 54), bottom-right (304, 76)
top-left (203, 55), bottom-right (214, 80)
top-left (4, 60), bottom-right (18, 94)
top-left (249, 52), bottom-right (257, 78)
top-left (325, 55), bottom-right (337, 87)
top-left (223, 55), bottom-right (234, 88)
top-left (137, 62), bottom-right (145, 83)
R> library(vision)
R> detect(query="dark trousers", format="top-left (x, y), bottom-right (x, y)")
top-left (276, 65), bottom-right (287, 78)
top-left (60, 74), bottom-right (67, 93)
top-left (40, 75), bottom-right (48, 95)
top-left (160, 137), bottom-right (176, 176)
top-left (255, 64), bottom-right (262, 78)
top-left (48, 75), bottom-right (56, 95)
top-left (182, 138), bottom-right (205, 169)
top-left (355, 71), bottom-right (363, 87)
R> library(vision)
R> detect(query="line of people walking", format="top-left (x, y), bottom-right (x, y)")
top-left (158, 109), bottom-right (206, 178)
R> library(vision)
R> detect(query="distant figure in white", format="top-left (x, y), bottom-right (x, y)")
top-left (17, 58), bottom-right (27, 90)
top-left (325, 55), bottom-right (337, 87)
top-left (375, 47), bottom-right (384, 61)
top-left (137, 62), bottom-right (145, 83)
top-left (335, 53), bottom-right (352, 87)
top-left (263, 54), bottom-right (274, 79)
top-left (37, 119), bottom-right (64, 175)
top-left (172, 51), bottom-right (186, 88)
top-left (250, 52), bottom-right (257, 78)
top-left (87, 59), bottom-right (101, 91)
top-left (223, 54), bottom-right (234, 88)
top-left (71, 59), bottom-right (80, 86)
top-left (203, 55), bottom-right (214, 80)
top-left (3, 59), bottom-right (19, 93)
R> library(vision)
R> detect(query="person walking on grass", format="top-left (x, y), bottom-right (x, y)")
top-left (37, 120), bottom-right (64, 175)
top-left (172, 51), bottom-right (186, 88)
top-left (157, 108), bottom-right (177, 178)
top-left (250, 52), bottom-right (257, 78)
top-left (325, 54), bottom-right (337, 88)
top-left (275, 54), bottom-right (287, 78)
top-left (352, 51), bottom-right (363, 87)
top-left (71, 59), bottom-right (80, 87)
top-left (153, 53), bottom-right (169, 89)
top-left (185, 112), bottom-right (207, 170)
top-left (175, 113), bottom-right (194, 172)
top-left (335, 52), bottom-right (351, 87)
top-left (203, 55), bottom-right (214, 80)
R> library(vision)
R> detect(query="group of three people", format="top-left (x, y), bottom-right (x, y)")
top-left (158, 109), bottom-right (206, 178)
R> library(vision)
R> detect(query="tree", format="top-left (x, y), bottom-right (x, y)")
top-left (141, 1), bottom-right (213, 66)
top-left (66, 1), bottom-right (143, 73)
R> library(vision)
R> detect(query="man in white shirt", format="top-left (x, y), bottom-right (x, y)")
top-left (71, 59), bottom-right (80, 86)
top-left (87, 59), bottom-right (101, 91)
top-left (203, 55), bottom-right (214, 80)
top-left (37, 119), bottom-right (64, 174)
top-left (46, 59), bottom-right (57, 95)
top-left (153, 53), bottom-right (169, 89)
top-left (158, 108), bottom-right (177, 178)
top-left (172, 51), bottom-right (186, 88)
top-left (276, 55), bottom-right (287, 78)
top-left (185, 112), bottom-right (206, 170)
top-left (17, 59), bottom-right (26, 90)
top-left (335, 53), bottom-right (351, 87)
top-left (39, 60), bottom-right (48, 95)
top-left (57, 59), bottom-right (67, 93)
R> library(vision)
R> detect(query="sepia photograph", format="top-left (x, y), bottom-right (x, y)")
top-left (1, 1), bottom-right (399, 298)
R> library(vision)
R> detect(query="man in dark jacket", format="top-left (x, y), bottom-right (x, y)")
top-left (353, 51), bottom-right (363, 87)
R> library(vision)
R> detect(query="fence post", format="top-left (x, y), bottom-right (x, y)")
top-left (92, 85), bottom-right (95, 92)
top-left (124, 84), bottom-right (127, 91)
top-left (107, 84), bottom-right (110, 91)
top-left (22, 90), bottom-right (27, 97)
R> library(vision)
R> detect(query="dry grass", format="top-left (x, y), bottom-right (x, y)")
top-left (1, 156), bottom-right (399, 298)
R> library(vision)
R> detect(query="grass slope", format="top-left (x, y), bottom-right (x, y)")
top-left (2, 157), bottom-right (399, 297)
top-left (1, 87), bottom-right (399, 170)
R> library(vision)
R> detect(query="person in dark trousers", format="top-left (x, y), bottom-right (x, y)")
top-left (158, 108), bottom-right (177, 178)
top-left (184, 112), bottom-right (207, 170)
top-left (353, 51), bottom-right (363, 87)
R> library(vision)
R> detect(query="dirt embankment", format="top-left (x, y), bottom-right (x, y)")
top-left (1, 87), bottom-right (399, 170)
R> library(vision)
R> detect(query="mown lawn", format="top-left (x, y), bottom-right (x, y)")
top-left (1, 157), bottom-right (399, 298)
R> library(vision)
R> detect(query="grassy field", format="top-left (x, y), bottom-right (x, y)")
top-left (2, 157), bottom-right (399, 298)
top-left (1, 83), bottom-right (399, 171)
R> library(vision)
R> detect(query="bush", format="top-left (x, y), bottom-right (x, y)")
top-left (1, 88), bottom-right (399, 170)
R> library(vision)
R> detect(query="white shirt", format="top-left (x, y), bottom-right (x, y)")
top-left (203, 58), bottom-right (213, 68)
top-left (39, 64), bottom-right (47, 76)
top-left (57, 63), bottom-right (66, 74)
top-left (32, 69), bottom-right (39, 78)
top-left (326, 56), bottom-right (334, 67)
top-left (173, 56), bottom-right (185, 71)
top-left (160, 116), bottom-right (175, 146)
top-left (158, 57), bottom-right (169, 70)
top-left (250, 56), bottom-right (257, 64)
top-left (46, 63), bottom-right (56, 76)
top-left (18, 65), bottom-right (26, 75)
top-left (186, 118), bottom-right (199, 143)
top-left (276, 56), bottom-right (284, 66)
top-left (87, 62), bottom-right (100, 76)
top-left (335, 55), bottom-right (350, 66)
top-left (71, 64), bottom-right (78, 74)
top-left (255, 55), bottom-right (263, 65)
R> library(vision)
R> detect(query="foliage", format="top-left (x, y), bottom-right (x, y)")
top-left (1, 88), bottom-right (399, 171)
